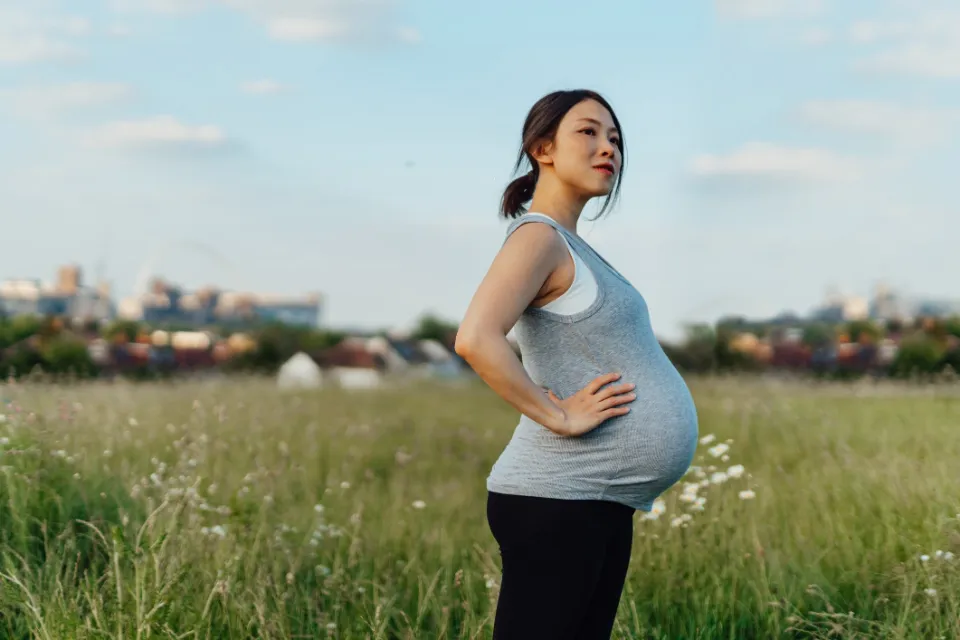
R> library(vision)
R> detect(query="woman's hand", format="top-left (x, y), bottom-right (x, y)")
top-left (544, 373), bottom-right (636, 437)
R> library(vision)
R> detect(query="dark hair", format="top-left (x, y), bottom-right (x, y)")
top-left (499, 89), bottom-right (626, 220)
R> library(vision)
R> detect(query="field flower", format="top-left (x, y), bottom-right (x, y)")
top-left (925, 588), bottom-right (937, 597)
top-left (699, 434), bottom-right (716, 445)
top-left (340, 481), bottom-right (351, 489)
top-left (642, 499), bottom-right (666, 520)
top-left (201, 525), bottom-right (227, 539)
top-left (412, 500), bottom-right (426, 509)
top-left (0, 437), bottom-right (9, 446)
top-left (710, 471), bottom-right (729, 485)
top-left (727, 465), bottom-right (745, 478)
top-left (708, 443), bottom-right (730, 458)
top-left (920, 554), bottom-right (930, 562)
top-left (738, 490), bottom-right (756, 500)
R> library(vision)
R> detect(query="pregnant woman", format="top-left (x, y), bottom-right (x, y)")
top-left (454, 89), bottom-right (699, 639)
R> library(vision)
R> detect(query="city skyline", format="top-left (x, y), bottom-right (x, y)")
top-left (2, 0), bottom-right (958, 341)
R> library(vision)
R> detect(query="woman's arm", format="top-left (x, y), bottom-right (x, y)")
top-left (454, 222), bottom-right (568, 433)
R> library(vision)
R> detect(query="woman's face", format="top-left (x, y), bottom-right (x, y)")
top-left (539, 99), bottom-right (622, 199)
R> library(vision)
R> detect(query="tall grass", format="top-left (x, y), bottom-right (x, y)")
top-left (1, 375), bottom-right (958, 638)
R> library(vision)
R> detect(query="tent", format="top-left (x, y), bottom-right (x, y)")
top-left (277, 352), bottom-right (322, 390)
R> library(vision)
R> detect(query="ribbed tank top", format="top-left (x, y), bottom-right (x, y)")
top-left (486, 214), bottom-right (699, 512)
top-left (526, 213), bottom-right (599, 315)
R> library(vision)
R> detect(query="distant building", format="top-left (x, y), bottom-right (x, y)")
top-left (118, 277), bottom-right (322, 328)
top-left (0, 265), bottom-right (114, 323)
top-left (811, 289), bottom-right (869, 323)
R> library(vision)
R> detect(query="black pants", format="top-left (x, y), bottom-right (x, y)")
top-left (486, 491), bottom-right (635, 640)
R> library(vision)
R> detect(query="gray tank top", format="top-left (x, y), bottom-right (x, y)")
top-left (486, 213), bottom-right (699, 512)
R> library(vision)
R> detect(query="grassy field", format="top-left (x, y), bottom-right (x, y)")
top-left (1, 375), bottom-right (959, 639)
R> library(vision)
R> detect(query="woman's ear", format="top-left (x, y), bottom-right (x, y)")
top-left (531, 138), bottom-right (554, 166)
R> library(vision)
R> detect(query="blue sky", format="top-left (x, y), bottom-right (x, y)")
top-left (2, 0), bottom-right (958, 340)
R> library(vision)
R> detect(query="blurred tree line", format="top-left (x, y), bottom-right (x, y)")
top-left (660, 315), bottom-right (960, 379)
top-left (3, 308), bottom-right (958, 381)
top-left (0, 315), bottom-right (97, 379)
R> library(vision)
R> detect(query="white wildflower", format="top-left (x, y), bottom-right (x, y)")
top-left (129, 417), bottom-right (138, 427)
top-left (642, 499), bottom-right (666, 520)
top-left (935, 550), bottom-right (944, 559)
top-left (920, 554), bottom-right (930, 562)
top-left (670, 517), bottom-right (685, 528)
top-left (925, 588), bottom-right (937, 597)
top-left (340, 481), bottom-right (351, 490)
top-left (0, 437), bottom-right (9, 446)
top-left (412, 500), bottom-right (426, 509)
top-left (945, 552), bottom-right (955, 561)
top-left (699, 434), bottom-right (716, 445)
top-left (708, 443), bottom-right (730, 458)
top-left (738, 490), bottom-right (756, 500)
top-left (314, 504), bottom-right (325, 514)
top-left (727, 464), bottom-right (745, 478)
top-left (721, 455), bottom-right (730, 462)
top-left (710, 471), bottom-right (729, 485)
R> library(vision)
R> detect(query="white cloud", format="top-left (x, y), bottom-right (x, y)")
top-left (112, 0), bottom-right (206, 13)
top-left (690, 142), bottom-right (861, 182)
top-left (716, 0), bottom-right (824, 19)
top-left (859, 44), bottom-right (960, 78)
top-left (0, 8), bottom-right (90, 64)
top-left (240, 79), bottom-right (287, 95)
top-left (108, 25), bottom-right (135, 37)
top-left (113, 0), bottom-right (419, 45)
top-left (0, 82), bottom-right (134, 114)
top-left (267, 18), bottom-right (349, 42)
top-left (83, 116), bottom-right (228, 149)
top-left (851, 11), bottom-right (960, 78)
top-left (800, 100), bottom-right (960, 144)
top-left (395, 26), bottom-right (421, 44)
top-left (799, 27), bottom-right (832, 46)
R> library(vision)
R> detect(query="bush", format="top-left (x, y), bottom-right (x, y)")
top-left (41, 337), bottom-right (98, 378)
top-left (889, 334), bottom-right (945, 378)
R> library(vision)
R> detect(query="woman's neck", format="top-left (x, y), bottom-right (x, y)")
top-left (527, 182), bottom-right (588, 236)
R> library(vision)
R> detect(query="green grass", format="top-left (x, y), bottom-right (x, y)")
top-left (1, 375), bottom-right (959, 639)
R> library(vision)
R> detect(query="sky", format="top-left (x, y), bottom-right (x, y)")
top-left (1, 0), bottom-right (958, 341)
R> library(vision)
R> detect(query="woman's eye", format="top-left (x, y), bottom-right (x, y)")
top-left (611, 138), bottom-right (620, 146)
top-left (581, 128), bottom-right (595, 136)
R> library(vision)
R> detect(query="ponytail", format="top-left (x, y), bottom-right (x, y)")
top-left (499, 167), bottom-right (538, 219)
